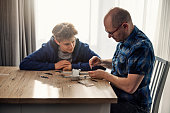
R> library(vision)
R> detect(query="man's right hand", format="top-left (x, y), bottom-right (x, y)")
top-left (89, 56), bottom-right (102, 69)
top-left (55, 60), bottom-right (71, 70)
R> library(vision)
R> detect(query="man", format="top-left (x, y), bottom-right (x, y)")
top-left (89, 7), bottom-right (155, 113)
top-left (20, 22), bottom-right (105, 71)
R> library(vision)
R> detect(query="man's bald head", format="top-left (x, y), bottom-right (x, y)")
top-left (104, 7), bottom-right (132, 28)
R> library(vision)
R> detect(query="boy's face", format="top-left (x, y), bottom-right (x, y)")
top-left (55, 37), bottom-right (76, 53)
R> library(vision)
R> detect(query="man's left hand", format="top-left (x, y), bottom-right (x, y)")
top-left (88, 69), bottom-right (107, 79)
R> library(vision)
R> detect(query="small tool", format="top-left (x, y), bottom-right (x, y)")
top-left (91, 79), bottom-right (98, 82)
top-left (40, 75), bottom-right (49, 79)
top-left (44, 73), bottom-right (53, 75)
top-left (77, 80), bottom-right (94, 87)
top-left (55, 70), bottom-right (62, 73)
top-left (77, 81), bottom-right (85, 85)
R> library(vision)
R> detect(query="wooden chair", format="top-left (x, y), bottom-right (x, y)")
top-left (149, 56), bottom-right (170, 113)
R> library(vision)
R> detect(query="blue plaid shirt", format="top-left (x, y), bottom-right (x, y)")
top-left (111, 26), bottom-right (155, 111)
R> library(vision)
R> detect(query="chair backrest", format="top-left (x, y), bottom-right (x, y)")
top-left (149, 56), bottom-right (170, 113)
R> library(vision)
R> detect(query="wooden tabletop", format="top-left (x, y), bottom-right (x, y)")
top-left (0, 66), bottom-right (117, 104)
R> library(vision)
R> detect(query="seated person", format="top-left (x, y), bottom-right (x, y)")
top-left (20, 22), bottom-right (105, 71)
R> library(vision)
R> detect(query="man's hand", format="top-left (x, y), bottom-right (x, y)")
top-left (89, 56), bottom-right (102, 69)
top-left (88, 69), bottom-right (108, 79)
top-left (89, 69), bottom-right (144, 94)
top-left (55, 60), bottom-right (71, 70)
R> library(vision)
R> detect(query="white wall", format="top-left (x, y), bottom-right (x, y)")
top-left (94, 0), bottom-right (117, 59)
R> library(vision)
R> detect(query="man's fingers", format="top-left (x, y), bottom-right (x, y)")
top-left (89, 56), bottom-right (101, 68)
top-left (89, 63), bottom-right (93, 69)
top-left (88, 71), bottom-right (96, 77)
top-left (89, 59), bottom-right (93, 68)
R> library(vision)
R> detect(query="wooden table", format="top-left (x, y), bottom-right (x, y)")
top-left (0, 66), bottom-right (117, 113)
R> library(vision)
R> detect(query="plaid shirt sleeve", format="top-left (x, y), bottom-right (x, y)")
top-left (128, 41), bottom-right (153, 75)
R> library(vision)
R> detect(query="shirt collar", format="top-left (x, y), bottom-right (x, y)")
top-left (121, 25), bottom-right (139, 47)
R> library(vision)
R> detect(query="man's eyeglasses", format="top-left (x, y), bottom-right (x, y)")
top-left (107, 23), bottom-right (123, 35)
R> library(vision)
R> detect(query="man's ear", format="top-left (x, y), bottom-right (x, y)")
top-left (123, 23), bottom-right (128, 29)
top-left (54, 39), bottom-right (60, 45)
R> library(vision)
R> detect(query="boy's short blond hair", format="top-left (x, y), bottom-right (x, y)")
top-left (52, 22), bottom-right (78, 42)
